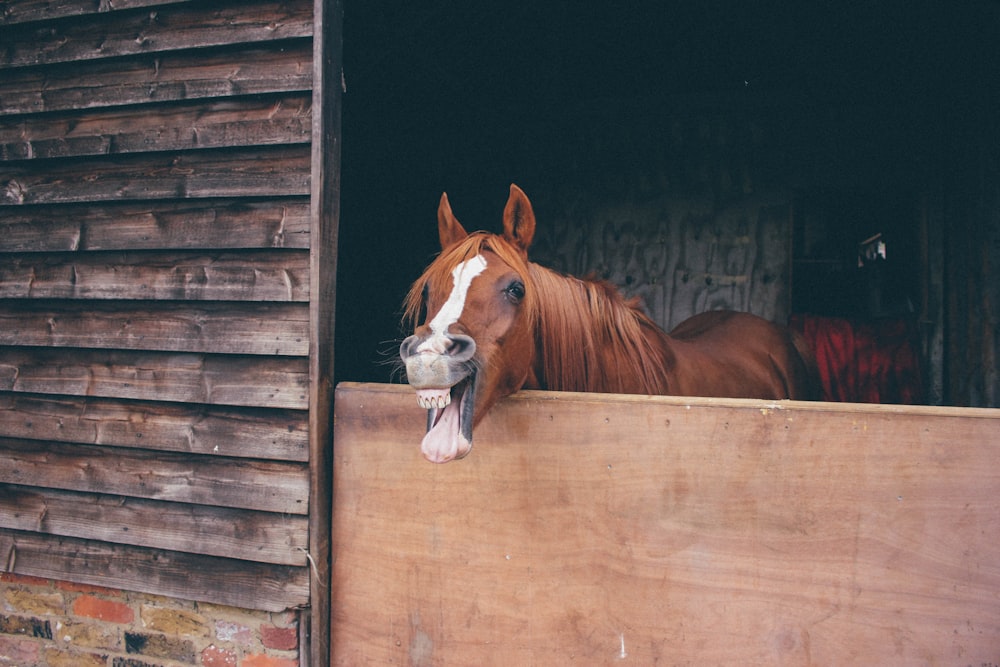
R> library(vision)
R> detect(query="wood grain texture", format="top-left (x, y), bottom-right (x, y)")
top-left (0, 301), bottom-right (309, 354)
top-left (0, 0), bottom-right (193, 26)
top-left (0, 393), bottom-right (308, 461)
top-left (0, 529), bottom-right (309, 612)
top-left (0, 485), bottom-right (308, 565)
top-left (1, 145), bottom-right (310, 205)
top-left (0, 199), bottom-right (310, 252)
top-left (0, 348), bottom-right (309, 408)
top-left (307, 0), bottom-right (343, 661)
top-left (0, 94), bottom-right (312, 160)
top-left (0, 42), bottom-right (312, 115)
top-left (0, 251), bottom-right (309, 301)
top-left (0, 0), bottom-right (312, 68)
top-left (332, 382), bottom-right (1000, 665)
top-left (0, 438), bottom-right (309, 514)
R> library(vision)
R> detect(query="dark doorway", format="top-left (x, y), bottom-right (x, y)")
top-left (337, 2), bottom-right (998, 405)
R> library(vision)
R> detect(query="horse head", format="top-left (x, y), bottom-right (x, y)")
top-left (400, 184), bottom-right (539, 463)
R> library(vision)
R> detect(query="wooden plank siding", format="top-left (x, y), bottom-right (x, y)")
top-left (0, 251), bottom-right (310, 301)
top-left (0, 94), bottom-right (313, 160)
top-left (0, 348), bottom-right (308, 408)
top-left (332, 383), bottom-right (1000, 664)
top-left (0, 3), bottom-right (311, 69)
top-left (0, 0), bottom-right (334, 631)
top-left (0, 43), bottom-right (314, 115)
top-left (0, 394), bottom-right (308, 460)
top-left (0, 199), bottom-right (311, 252)
top-left (1, 1), bottom-right (195, 26)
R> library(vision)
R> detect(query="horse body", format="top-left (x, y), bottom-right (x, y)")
top-left (401, 184), bottom-right (819, 463)
top-left (665, 310), bottom-right (816, 399)
top-left (527, 265), bottom-right (814, 398)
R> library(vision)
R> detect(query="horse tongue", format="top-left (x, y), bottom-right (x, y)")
top-left (421, 398), bottom-right (470, 463)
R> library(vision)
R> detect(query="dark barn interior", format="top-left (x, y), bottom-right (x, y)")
top-left (337, 2), bottom-right (999, 407)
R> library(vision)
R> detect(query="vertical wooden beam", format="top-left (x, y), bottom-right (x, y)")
top-left (309, 0), bottom-right (342, 664)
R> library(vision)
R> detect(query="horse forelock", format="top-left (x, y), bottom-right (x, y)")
top-left (402, 232), bottom-right (537, 329)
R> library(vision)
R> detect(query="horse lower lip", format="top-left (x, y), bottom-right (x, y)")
top-left (458, 371), bottom-right (477, 445)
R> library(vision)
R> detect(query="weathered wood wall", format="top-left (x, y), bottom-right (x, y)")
top-left (332, 382), bottom-right (1000, 664)
top-left (531, 195), bottom-right (791, 332)
top-left (0, 0), bottom-right (333, 626)
top-left (524, 104), bottom-right (794, 332)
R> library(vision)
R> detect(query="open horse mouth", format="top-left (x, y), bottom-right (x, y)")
top-left (414, 371), bottom-right (477, 463)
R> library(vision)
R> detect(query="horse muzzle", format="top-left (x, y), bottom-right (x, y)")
top-left (399, 333), bottom-right (476, 389)
top-left (400, 333), bottom-right (479, 463)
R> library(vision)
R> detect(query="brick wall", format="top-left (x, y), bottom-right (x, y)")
top-left (0, 574), bottom-right (300, 667)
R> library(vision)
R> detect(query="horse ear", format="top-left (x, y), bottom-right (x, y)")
top-left (437, 192), bottom-right (468, 249)
top-left (502, 184), bottom-right (536, 253)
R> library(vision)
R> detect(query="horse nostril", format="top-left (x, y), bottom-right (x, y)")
top-left (400, 333), bottom-right (475, 360)
top-left (446, 334), bottom-right (476, 361)
top-left (399, 335), bottom-right (421, 360)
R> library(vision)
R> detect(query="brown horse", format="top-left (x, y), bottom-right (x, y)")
top-left (401, 184), bottom-right (819, 462)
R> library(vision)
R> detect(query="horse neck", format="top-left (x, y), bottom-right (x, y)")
top-left (527, 263), bottom-right (675, 394)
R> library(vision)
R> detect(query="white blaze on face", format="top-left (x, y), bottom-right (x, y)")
top-left (408, 254), bottom-right (486, 463)
top-left (419, 254), bottom-right (487, 349)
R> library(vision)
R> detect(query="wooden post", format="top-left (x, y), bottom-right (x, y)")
top-left (311, 0), bottom-right (343, 664)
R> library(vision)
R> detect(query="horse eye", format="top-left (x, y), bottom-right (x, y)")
top-left (504, 281), bottom-right (525, 303)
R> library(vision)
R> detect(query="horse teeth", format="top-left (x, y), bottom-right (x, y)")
top-left (417, 393), bottom-right (451, 409)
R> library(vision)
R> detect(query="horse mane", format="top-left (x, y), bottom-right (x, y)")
top-left (528, 264), bottom-right (674, 395)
